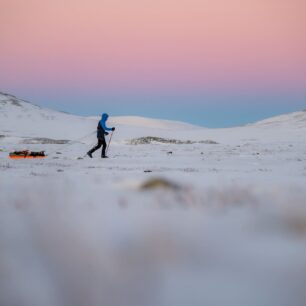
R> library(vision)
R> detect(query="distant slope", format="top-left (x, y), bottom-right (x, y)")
top-left (251, 110), bottom-right (306, 128)
top-left (108, 116), bottom-right (198, 130)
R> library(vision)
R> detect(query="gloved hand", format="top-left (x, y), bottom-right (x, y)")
top-left (112, 127), bottom-right (115, 131)
top-left (104, 132), bottom-right (109, 136)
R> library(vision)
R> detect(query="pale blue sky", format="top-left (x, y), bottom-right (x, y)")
top-left (6, 87), bottom-right (305, 127)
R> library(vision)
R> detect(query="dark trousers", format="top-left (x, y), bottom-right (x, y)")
top-left (88, 137), bottom-right (107, 157)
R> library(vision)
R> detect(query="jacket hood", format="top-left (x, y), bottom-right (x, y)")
top-left (101, 113), bottom-right (109, 121)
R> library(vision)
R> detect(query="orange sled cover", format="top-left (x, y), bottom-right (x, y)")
top-left (9, 151), bottom-right (46, 159)
top-left (9, 155), bottom-right (46, 159)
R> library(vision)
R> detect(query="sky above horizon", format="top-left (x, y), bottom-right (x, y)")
top-left (1, 0), bottom-right (305, 127)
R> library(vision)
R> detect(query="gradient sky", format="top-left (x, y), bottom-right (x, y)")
top-left (1, 0), bottom-right (305, 127)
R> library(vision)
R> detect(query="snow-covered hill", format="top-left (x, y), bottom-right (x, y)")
top-left (0, 92), bottom-right (94, 139)
top-left (251, 110), bottom-right (306, 128)
top-left (1, 91), bottom-right (306, 146)
top-left (0, 92), bottom-right (199, 142)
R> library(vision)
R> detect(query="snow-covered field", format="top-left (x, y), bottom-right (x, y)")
top-left (1, 92), bottom-right (306, 306)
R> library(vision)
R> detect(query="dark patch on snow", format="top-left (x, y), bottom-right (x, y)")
top-left (21, 138), bottom-right (70, 144)
top-left (0, 93), bottom-right (23, 107)
top-left (129, 136), bottom-right (218, 145)
top-left (58, 110), bottom-right (72, 115)
top-left (8, 98), bottom-right (22, 107)
top-left (140, 178), bottom-right (181, 191)
top-left (0, 163), bottom-right (12, 169)
top-left (0, 92), bottom-right (42, 108)
top-left (0, 92), bottom-right (17, 98)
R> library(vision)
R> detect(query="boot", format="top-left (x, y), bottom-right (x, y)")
top-left (87, 151), bottom-right (93, 158)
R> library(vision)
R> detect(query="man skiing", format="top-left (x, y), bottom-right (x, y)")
top-left (87, 113), bottom-right (115, 158)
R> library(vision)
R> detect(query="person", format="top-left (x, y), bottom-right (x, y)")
top-left (87, 113), bottom-right (115, 158)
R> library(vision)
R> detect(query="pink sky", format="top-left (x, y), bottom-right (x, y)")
top-left (1, 0), bottom-right (306, 93)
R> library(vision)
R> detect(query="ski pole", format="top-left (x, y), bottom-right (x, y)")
top-left (106, 130), bottom-right (114, 155)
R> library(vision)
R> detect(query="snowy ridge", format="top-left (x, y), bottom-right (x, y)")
top-left (109, 116), bottom-right (198, 130)
top-left (89, 115), bottom-right (198, 130)
top-left (0, 92), bottom-right (198, 142)
top-left (1, 92), bottom-right (306, 146)
top-left (251, 110), bottom-right (306, 128)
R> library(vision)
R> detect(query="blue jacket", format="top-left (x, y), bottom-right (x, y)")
top-left (97, 113), bottom-right (112, 138)
top-left (99, 113), bottom-right (112, 131)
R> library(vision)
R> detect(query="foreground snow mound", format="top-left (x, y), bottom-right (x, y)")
top-left (1, 179), bottom-right (306, 306)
